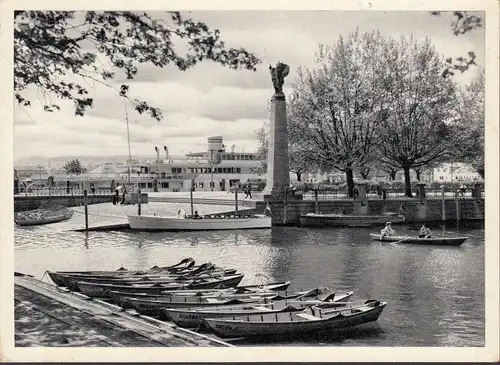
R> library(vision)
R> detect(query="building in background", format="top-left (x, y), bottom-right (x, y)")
top-left (432, 162), bottom-right (482, 182)
top-left (14, 136), bottom-right (266, 194)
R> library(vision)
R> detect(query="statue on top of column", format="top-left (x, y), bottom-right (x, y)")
top-left (269, 62), bottom-right (290, 94)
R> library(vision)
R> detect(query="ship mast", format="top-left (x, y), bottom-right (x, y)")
top-left (125, 100), bottom-right (132, 186)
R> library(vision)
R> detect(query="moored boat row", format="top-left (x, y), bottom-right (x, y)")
top-left (43, 257), bottom-right (387, 340)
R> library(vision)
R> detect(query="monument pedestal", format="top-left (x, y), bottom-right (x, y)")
top-left (263, 92), bottom-right (290, 199)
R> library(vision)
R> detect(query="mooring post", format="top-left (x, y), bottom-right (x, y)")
top-left (441, 185), bottom-right (446, 221)
top-left (234, 187), bottom-right (239, 216)
top-left (83, 189), bottom-right (88, 232)
top-left (283, 188), bottom-right (288, 225)
top-left (190, 179), bottom-right (194, 216)
top-left (314, 189), bottom-right (319, 215)
top-left (455, 192), bottom-right (460, 222)
top-left (137, 188), bottom-right (142, 216)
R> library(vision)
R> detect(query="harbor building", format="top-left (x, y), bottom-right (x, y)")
top-left (15, 136), bottom-right (267, 194)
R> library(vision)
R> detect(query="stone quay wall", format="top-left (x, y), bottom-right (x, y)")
top-left (256, 197), bottom-right (485, 226)
top-left (14, 193), bottom-right (149, 212)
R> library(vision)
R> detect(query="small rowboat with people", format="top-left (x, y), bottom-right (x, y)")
top-left (202, 299), bottom-right (387, 338)
top-left (14, 208), bottom-right (74, 226)
top-left (161, 290), bottom-right (354, 328)
top-left (370, 233), bottom-right (468, 246)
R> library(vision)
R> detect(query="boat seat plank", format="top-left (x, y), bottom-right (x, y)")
top-left (295, 313), bottom-right (321, 321)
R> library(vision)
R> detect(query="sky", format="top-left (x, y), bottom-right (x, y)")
top-left (13, 10), bottom-right (485, 164)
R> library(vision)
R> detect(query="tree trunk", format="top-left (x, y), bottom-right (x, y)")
top-left (390, 170), bottom-right (396, 181)
top-left (296, 171), bottom-right (302, 182)
top-left (403, 166), bottom-right (413, 197)
top-left (345, 168), bottom-right (354, 198)
top-left (360, 170), bottom-right (370, 179)
top-left (414, 169), bottom-right (422, 181)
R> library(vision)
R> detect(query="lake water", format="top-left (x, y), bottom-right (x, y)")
top-left (14, 218), bottom-right (485, 347)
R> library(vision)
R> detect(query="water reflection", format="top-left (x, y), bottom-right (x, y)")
top-left (14, 222), bottom-right (485, 346)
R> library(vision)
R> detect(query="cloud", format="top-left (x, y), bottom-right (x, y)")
top-left (12, 10), bottom-right (484, 161)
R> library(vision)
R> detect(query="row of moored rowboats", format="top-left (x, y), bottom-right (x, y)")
top-left (46, 257), bottom-right (387, 339)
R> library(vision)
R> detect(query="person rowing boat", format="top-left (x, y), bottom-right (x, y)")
top-left (419, 224), bottom-right (432, 238)
top-left (380, 222), bottom-right (396, 240)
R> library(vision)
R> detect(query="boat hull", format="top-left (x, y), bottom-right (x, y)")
top-left (108, 281), bottom-right (292, 307)
top-left (127, 214), bottom-right (271, 231)
top-left (76, 274), bottom-right (244, 298)
top-left (163, 291), bottom-right (354, 328)
top-left (370, 233), bottom-right (467, 246)
top-left (299, 214), bottom-right (405, 228)
top-left (15, 209), bottom-right (74, 226)
top-left (126, 296), bottom-right (267, 316)
top-left (203, 301), bottom-right (386, 338)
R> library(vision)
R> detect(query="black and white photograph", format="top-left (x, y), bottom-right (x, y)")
top-left (1, 0), bottom-right (498, 362)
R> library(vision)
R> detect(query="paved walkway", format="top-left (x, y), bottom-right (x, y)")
top-left (14, 274), bottom-right (231, 347)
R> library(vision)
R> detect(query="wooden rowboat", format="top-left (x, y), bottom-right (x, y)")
top-left (15, 208), bottom-right (74, 226)
top-left (161, 291), bottom-right (354, 328)
top-left (47, 267), bottom-right (237, 291)
top-left (124, 295), bottom-right (270, 316)
top-left (203, 300), bottom-right (387, 338)
top-left (370, 233), bottom-right (467, 246)
top-left (49, 258), bottom-right (197, 282)
top-left (107, 281), bottom-right (292, 307)
top-left (76, 274), bottom-right (245, 297)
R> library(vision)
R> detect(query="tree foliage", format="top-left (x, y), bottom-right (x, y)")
top-left (375, 37), bottom-right (465, 196)
top-left (455, 69), bottom-right (485, 178)
top-left (287, 31), bottom-right (387, 196)
top-left (14, 11), bottom-right (260, 120)
top-left (430, 11), bottom-right (483, 78)
top-left (63, 159), bottom-right (87, 174)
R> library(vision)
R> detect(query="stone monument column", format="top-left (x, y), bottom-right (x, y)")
top-left (264, 62), bottom-right (291, 200)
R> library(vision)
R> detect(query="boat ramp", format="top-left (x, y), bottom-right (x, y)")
top-left (14, 273), bottom-right (232, 347)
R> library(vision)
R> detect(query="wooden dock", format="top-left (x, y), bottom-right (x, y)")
top-left (14, 273), bottom-right (232, 347)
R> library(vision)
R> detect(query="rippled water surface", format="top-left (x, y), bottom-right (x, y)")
top-left (15, 218), bottom-right (485, 347)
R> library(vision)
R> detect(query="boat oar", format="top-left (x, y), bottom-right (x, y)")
top-left (390, 237), bottom-right (409, 245)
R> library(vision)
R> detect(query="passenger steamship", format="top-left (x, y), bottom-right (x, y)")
top-left (16, 136), bottom-right (267, 194)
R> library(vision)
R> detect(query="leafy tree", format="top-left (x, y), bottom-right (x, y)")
top-left (254, 112), bottom-right (315, 182)
top-left (375, 36), bottom-right (464, 197)
top-left (14, 11), bottom-right (260, 120)
top-left (455, 69), bottom-right (485, 178)
top-left (63, 159), bottom-right (87, 174)
top-left (288, 31), bottom-right (386, 197)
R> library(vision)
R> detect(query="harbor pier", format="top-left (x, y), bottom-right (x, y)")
top-left (14, 273), bottom-right (231, 347)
